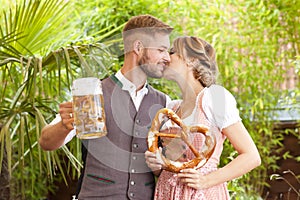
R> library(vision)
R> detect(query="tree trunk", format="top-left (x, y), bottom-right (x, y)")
top-left (0, 124), bottom-right (10, 200)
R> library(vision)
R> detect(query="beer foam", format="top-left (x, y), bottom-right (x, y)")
top-left (72, 77), bottom-right (102, 96)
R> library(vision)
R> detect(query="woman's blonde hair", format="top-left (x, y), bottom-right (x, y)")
top-left (172, 36), bottom-right (218, 87)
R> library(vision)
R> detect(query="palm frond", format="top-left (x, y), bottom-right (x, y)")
top-left (0, 0), bottom-right (78, 56)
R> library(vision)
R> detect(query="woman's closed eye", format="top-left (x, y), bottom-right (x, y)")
top-left (169, 48), bottom-right (175, 55)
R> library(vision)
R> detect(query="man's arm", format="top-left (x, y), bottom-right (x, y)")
top-left (39, 102), bottom-right (74, 151)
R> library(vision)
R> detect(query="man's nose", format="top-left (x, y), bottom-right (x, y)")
top-left (164, 51), bottom-right (171, 62)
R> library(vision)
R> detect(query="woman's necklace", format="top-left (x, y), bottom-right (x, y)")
top-left (175, 104), bottom-right (181, 115)
top-left (175, 104), bottom-right (184, 118)
top-left (175, 102), bottom-right (194, 119)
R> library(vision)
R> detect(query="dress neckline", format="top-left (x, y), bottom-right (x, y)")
top-left (175, 87), bottom-right (207, 122)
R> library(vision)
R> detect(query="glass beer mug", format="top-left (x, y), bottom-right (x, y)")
top-left (72, 77), bottom-right (106, 139)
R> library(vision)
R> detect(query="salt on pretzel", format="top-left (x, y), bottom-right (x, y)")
top-left (147, 108), bottom-right (216, 173)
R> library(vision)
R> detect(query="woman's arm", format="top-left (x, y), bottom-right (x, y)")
top-left (178, 121), bottom-right (261, 189)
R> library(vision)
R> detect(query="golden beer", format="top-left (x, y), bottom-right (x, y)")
top-left (72, 78), bottom-right (106, 139)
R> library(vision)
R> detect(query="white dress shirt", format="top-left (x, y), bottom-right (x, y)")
top-left (58, 70), bottom-right (170, 145)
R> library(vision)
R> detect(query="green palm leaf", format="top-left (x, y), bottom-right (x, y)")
top-left (0, 0), bottom-right (121, 199)
top-left (1, 0), bottom-right (77, 55)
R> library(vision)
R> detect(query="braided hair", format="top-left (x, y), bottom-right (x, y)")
top-left (172, 36), bottom-right (218, 87)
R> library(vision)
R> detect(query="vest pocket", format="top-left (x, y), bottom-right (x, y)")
top-left (87, 173), bottom-right (115, 185)
top-left (144, 181), bottom-right (155, 187)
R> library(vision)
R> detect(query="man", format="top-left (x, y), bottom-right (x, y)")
top-left (39, 14), bottom-right (173, 200)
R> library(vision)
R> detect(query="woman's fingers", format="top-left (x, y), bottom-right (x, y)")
top-left (178, 168), bottom-right (209, 189)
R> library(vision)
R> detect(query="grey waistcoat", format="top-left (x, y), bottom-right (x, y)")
top-left (78, 75), bottom-right (166, 200)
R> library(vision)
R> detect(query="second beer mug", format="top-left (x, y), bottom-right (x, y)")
top-left (72, 77), bottom-right (106, 139)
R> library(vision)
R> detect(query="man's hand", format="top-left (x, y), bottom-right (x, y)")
top-left (145, 149), bottom-right (164, 176)
top-left (59, 101), bottom-right (74, 130)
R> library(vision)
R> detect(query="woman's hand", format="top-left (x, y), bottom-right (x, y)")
top-left (178, 168), bottom-right (210, 190)
top-left (145, 149), bottom-right (164, 176)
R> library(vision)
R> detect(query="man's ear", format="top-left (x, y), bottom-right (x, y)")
top-left (133, 40), bottom-right (143, 55)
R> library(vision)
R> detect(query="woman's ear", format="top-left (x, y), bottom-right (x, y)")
top-left (186, 58), bottom-right (197, 69)
top-left (133, 40), bottom-right (144, 55)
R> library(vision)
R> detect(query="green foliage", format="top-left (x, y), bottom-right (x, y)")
top-left (0, 0), bottom-right (118, 199)
top-left (155, 0), bottom-right (299, 197)
top-left (270, 170), bottom-right (300, 198)
top-left (0, 0), bottom-right (80, 56)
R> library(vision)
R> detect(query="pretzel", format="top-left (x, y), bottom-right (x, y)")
top-left (147, 108), bottom-right (216, 173)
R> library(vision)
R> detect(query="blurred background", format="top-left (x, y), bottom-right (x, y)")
top-left (0, 0), bottom-right (299, 199)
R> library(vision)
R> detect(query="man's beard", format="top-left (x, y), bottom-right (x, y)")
top-left (138, 50), bottom-right (163, 78)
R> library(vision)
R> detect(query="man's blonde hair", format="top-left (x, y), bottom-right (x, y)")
top-left (122, 15), bottom-right (173, 53)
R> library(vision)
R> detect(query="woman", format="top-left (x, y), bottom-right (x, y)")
top-left (145, 36), bottom-right (261, 199)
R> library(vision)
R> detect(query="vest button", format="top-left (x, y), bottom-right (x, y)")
top-left (133, 143), bottom-right (138, 148)
top-left (131, 169), bottom-right (136, 173)
top-left (130, 181), bottom-right (135, 185)
top-left (136, 119), bottom-right (140, 124)
top-left (130, 193), bottom-right (134, 197)
top-left (132, 156), bottom-right (137, 160)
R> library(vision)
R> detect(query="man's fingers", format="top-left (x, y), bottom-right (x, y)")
top-left (61, 118), bottom-right (74, 130)
top-left (60, 112), bottom-right (73, 119)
